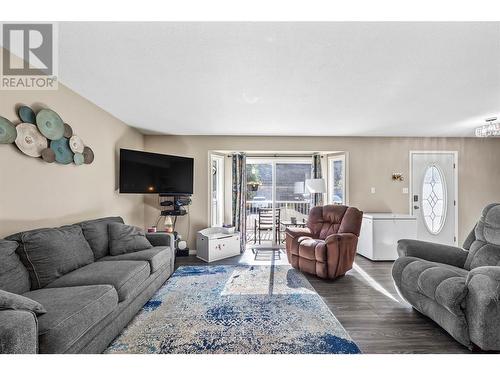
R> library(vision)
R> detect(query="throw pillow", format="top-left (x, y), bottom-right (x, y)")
top-left (0, 240), bottom-right (30, 294)
top-left (78, 216), bottom-right (124, 259)
top-left (0, 289), bottom-right (46, 315)
top-left (108, 222), bottom-right (153, 255)
top-left (16, 225), bottom-right (94, 289)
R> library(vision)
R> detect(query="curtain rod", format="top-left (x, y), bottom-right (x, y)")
top-left (227, 154), bottom-right (323, 158)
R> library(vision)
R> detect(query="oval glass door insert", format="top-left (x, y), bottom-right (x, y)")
top-left (421, 165), bottom-right (447, 234)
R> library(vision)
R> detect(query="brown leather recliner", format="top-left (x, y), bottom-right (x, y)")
top-left (285, 205), bottom-right (363, 279)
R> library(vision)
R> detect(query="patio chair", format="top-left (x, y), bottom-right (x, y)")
top-left (254, 208), bottom-right (281, 244)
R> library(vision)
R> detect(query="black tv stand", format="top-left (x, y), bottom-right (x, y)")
top-left (159, 194), bottom-right (191, 217)
top-left (161, 209), bottom-right (187, 216)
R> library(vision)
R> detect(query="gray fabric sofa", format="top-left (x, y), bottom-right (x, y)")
top-left (392, 203), bottom-right (500, 351)
top-left (0, 216), bottom-right (175, 354)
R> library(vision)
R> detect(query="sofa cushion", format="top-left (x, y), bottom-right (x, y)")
top-left (394, 256), bottom-right (468, 316)
top-left (396, 257), bottom-right (468, 290)
top-left (99, 246), bottom-right (171, 273)
top-left (77, 216), bottom-right (124, 259)
top-left (108, 222), bottom-right (153, 255)
top-left (416, 266), bottom-right (468, 316)
top-left (0, 289), bottom-right (46, 315)
top-left (45, 261), bottom-right (150, 302)
top-left (417, 266), bottom-right (465, 298)
top-left (6, 225), bottom-right (94, 289)
top-left (0, 240), bottom-right (30, 294)
top-left (24, 285), bottom-right (118, 353)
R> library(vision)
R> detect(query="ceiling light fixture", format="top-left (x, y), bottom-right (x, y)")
top-left (475, 117), bottom-right (500, 137)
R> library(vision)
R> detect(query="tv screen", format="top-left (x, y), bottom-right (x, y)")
top-left (120, 149), bottom-right (194, 194)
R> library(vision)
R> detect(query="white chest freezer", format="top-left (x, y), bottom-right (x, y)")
top-left (357, 213), bottom-right (417, 261)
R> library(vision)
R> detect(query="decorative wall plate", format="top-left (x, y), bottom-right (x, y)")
top-left (73, 152), bottom-right (85, 165)
top-left (36, 109), bottom-right (65, 140)
top-left (18, 106), bottom-right (36, 124)
top-left (82, 146), bottom-right (94, 164)
top-left (15, 123), bottom-right (48, 157)
top-left (69, 135), bottom-right (84, 153)
top-left (63, 123), bottom-right (73, 138)
top-left (41, 148), bottom-right (56, 163)
top-left (2, 105), bottom-right (94, 166)
top-left (50, 137), bottom-right (74, 164)
top-left (0, 116), bottom-right (17, 144)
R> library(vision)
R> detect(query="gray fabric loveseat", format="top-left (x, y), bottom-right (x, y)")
top-left (0, 216), bottom-right (175, 354)
top-left (392, 203), bottom-right (500, 351)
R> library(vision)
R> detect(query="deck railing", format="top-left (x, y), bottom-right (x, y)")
top-left (245, 200), bottom-right (310, 230)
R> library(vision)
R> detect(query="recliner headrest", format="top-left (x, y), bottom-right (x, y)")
top-left (475, 203), bottom-right (500, 246)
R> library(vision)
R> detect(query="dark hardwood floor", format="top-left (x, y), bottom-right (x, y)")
top-left (175, 251), bottom-right (471, 354)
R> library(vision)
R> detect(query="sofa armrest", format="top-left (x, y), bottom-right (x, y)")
top-left (146, 232), bottom-right (175, 248)
top-left (324, 232), bottom-right (358, 245)
top-left (397, 239), bottom-right (468, 268)
top-left (285, 227), bottom-right (312, 239)
top-left (465, 266), bottom-right (500, 350)
top-left (324, 233), bottom-right (359, 278)
top-left (0, 309), bottom-right (38, 354)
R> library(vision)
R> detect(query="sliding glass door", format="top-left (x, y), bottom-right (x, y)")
top-left (246, 158), bottom-right (311, 246)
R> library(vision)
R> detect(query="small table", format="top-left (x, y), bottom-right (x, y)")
top-left (250, 245), bottom-right (284, 260)
top-left (279, 220), bottom-right (307, 243)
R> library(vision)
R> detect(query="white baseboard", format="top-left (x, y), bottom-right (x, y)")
top-left (189, 249), bottom-right (197, 255)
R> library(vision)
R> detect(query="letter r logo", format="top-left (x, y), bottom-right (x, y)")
top-left (2, 24), bottom-right (53, 76)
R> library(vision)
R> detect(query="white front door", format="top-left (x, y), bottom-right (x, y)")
top-left (411, 152), bottom-right (457, 246)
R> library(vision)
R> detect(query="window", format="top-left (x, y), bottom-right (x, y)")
top-left (327, 154), bottom-right (346, 205)
top-left (422, 165), bottom-right (446, 234)
top-left (210, 154), bottom-right (225, 226)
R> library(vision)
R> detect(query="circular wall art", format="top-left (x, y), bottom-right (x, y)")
top-left (82, 146), bottom-right (94, 164)
top-left (2, 105), bottom-right (94, 166)
top-left (50, 137), bottom-right (74, 165)
top-left (0, 116), bottom-right (17, 144)
top-left (69, 135), bottom-right (84, 153)
top-left (63, 123), bottom-right (73, 138)
top-left (36, 109), bottom-right (65, 140)
top-left (15, 123), bottom-right (48, 157)
top-left (74, 152), bottom-right (85, 165)
top-left (41, 148), bottom-right (56, 163)
top-left (18, 106), bottom-right (36, 124)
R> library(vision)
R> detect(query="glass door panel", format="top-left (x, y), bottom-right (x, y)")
top-left (275, 162), bottom-right (311, 242)
top-left (246, 161), bottom-right (274, 245)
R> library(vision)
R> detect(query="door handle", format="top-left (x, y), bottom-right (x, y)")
top-left (414, 205), bottom-right (420, 210)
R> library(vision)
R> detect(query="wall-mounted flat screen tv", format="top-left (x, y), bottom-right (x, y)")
top-left (120, 148), bottom-right (194, 195)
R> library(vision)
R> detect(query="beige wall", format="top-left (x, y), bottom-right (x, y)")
top-left (144, 135), bottom-right (500, 248)
top-left (0, 84), bottom-right (145, 237)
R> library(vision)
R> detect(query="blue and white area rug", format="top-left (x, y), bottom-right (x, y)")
top-left (105, 265), bottom-right (361, 354)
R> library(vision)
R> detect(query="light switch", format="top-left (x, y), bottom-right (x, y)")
top-left (402, 187), bottom-right (409, 194)
top-left (370, 187), bottom-right (376, 194)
